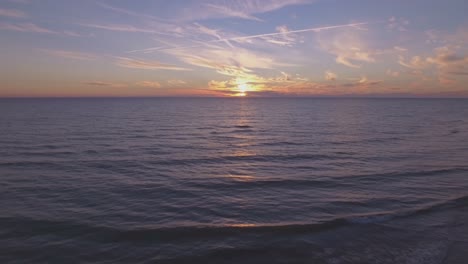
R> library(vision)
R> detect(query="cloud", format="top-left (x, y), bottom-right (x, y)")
top-left (260, 25), bottom-right (301, 46)
top-left (208, 70), bottom-right (310, 96)
top-left (397, 45), bottom-right (468, 83)
top-left (208, 71), bottom-right (387, 96)
top-left (209, 79), bottom-right (238, 91)
top-left (176, 0), bottom-right (311, 21)
top-left (99, 0), bottom-right (312, 24)
top-left (83, 81), bottom-right (126, 88)
top-left (425, 30), bottom-right (443, 44)
top-left (63, 30), bottom-right (82, 37)
top-left (166, 44), bottom-right (290, 78)
top-left (427, 47), bottom-right (467, 65)
top-left (84, 81), bottom-right (113, 86)
top-left (192, 22), bottom-right (224, 40)
top-left (115, 57), bottom-right (190, 71)
top-left (325, 71), bottom-right (337, 81)
top-left (130, 22), bottom-right (369, 53)
top-left (219, 22), bottom-right (369, 45)
top-left (136, 81), bottom-right (161, 88)
top-left (386, 69), bottom-right (400, 77)
top-left (202, 3), bottom-right (263, 21)
top-left (0, 22), bottom-right (55, 34)
top-left (78, 23), bottom-right (158, 33)
top-left (208, 88), bottom-right (287, 97)
top-left (427, 46), bottom-right (468, 77)
top-left (339, 77), bottom-right (382, 89)
top-left (43, 50), bottom-right (98, 60)
top-left (168, 80), bottom-right (187, 85)
top-left (394, 46), bottom-right (407, 52)
top-left (387, 16), bottom-right (409, 32)
top-left (317, 28), bottom-right (376, 68)
top-left (398, 55), bottom-right (428, 69)
top-left (1, 22), bottom-right (84, 37)
top-left (97, 2), bottom-right (160, 21)
top-left (0, 8), bottom-right (27, 18)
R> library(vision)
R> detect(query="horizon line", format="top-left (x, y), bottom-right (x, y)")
top-left (1, 95), bottom-right (468, 99)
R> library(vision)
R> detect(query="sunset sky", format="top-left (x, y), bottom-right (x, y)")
top-left (1, 0), bottom-right (467, 97)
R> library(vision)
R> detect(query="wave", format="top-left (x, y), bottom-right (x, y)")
top-left (234, 125), bottom-right (253, 129)
top-left (257, 141), bottom-right (306, 147)
top-left (0, 217), bottom-right (348, 243)
top-left (334, 167), bottom-right (468, 181)
top-left (3, 194), bottom-right (467, 243)
top-left (348, 194), bottom-right (468, 224)
top-left (187, 177), bottom-right (346, 189)
top-left (141, 153), bottom-right (343, 166)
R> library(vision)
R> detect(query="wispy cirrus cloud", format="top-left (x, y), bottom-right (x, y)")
top-left (260, 25), bottom-right (301, 46)
top-left (115, 57), bottom-right (190, 71)
top-left (202, 3), bottom-right (262, 21)
top-left (78, 23), bottom-right (158, 33)
top-left (0, 8), bottom-right (27, 18)
top-left (97, 0), bottom-right (311, 23)
top-left (0, 22), bottom-right (55, 34)
top-left (97, 2), bottom-right (161, 21)
top-left (43, 50), bottom-right (99, 60)
top-left (130, 22), bottom-right (369, 53)
top-left (178, 0), bottom-right (311, 21)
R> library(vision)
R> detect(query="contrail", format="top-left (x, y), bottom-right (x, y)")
top-left (128, 21), bottom-right (371, 53)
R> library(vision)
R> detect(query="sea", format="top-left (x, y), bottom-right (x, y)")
top-left (1, 98), bottom-right (468, 264)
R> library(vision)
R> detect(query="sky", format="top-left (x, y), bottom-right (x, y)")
top-left (0, 0), bottom-right (467, 97)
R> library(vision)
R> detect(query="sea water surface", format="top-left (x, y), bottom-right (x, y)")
top-left (1, 98), bottom-right (468, 263)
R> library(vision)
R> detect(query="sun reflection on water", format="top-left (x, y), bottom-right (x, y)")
top-left (228, 223), bottom-right (257, 228)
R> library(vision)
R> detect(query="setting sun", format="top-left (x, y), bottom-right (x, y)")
top-left (239, 83), bottom-right (248, 93)
top-left (236, 83), bottom-right (248, 97)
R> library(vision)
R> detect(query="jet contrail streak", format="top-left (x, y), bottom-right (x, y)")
top-left (128, 22), bottom-right (371, 53)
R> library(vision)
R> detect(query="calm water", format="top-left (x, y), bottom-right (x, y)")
top-left (1, 98), bottom-right (468, 263)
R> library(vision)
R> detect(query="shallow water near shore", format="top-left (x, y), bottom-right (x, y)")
top-left (1, 98), bottom-right (468, 263)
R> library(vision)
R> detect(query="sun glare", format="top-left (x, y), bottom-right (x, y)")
top-left (239, 83), bottom-right (248, 93)
top-left (235, 83), bottom-right (248, 97)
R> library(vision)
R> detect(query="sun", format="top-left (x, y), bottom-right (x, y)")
top-left (239, 83), bottom-right (248, 93)
top-left (236, 83), bottom-right (248, 97)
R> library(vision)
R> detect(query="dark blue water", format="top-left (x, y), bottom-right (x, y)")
top-left (1, 98), bottom-right (468, 263)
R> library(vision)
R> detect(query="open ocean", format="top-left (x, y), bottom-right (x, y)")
top-left (1, 98), bottom-right (468, 264)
